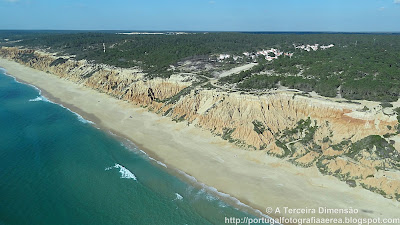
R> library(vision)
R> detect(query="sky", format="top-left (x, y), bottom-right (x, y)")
top-left (0, 0), bottom-right (399, 32)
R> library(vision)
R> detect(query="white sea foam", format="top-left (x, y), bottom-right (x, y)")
top-left (175, 193), bottom-right (183, 200)
top-left (120, 139), bottom-right (141, 153)
top-left (120, 140), bottom-right (168, 169)
top-left (29, 96), bottom-right (43, 102)
top-left (115, 164), bottom-right (137, 180)
top-left (50, 100), bottom-right (94, 124)
top-left (139, 150), bottom-right (148, 155)
top-left (1, 70), bottom-right (94, 125)
top-left (205, 192), bottom-right (218, 201)
top-left (119, 139), bottom-right (167, 168)
top-left (29, 96), bottom-right (50, 102)
top-left (218, 201), bottom-right (228, 208)
top-left (148, 157), bottom-right (168, 168)
top-left (106, 163), bottom-right (137, 180)
top-left (70, 110), bottom-right (94, 124)
top-left (3, 70), bottom-right (44, 95)
top-left (49, 99), bottom-right (94, 124)
top-left (104, 166), bottom-right (113, 171)
top-left (1, 68), bottom-right (24, 85)
top-left (156, 161), bottom-right (167, 168)
top-left (176, 170), bottom-right (277, 222)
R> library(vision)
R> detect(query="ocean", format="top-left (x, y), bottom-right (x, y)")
top-left (0, 69), bottom-right (270, 225)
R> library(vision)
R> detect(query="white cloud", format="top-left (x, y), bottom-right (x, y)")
top-left (209, 1), bottom-right (215, 4)
top-left (394, 0), bottom-right (400, 4)
top-left (378, 6), bottom-right (385, 11)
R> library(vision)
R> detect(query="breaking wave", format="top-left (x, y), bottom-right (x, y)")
top-left (105, 163), bottom-right (137, 180)
top-left (29, 96), bottom-right (49, 102)
top-left (174, 193), bottom-right (183, 201)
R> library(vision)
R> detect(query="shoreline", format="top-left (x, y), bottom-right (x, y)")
top-left (1, 58), bottom-right (400, 222)
top-left (0, 63), bottom-right (275, 220)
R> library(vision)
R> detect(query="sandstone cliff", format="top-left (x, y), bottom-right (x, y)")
top-left (1, 47), bottom-right (399, 201)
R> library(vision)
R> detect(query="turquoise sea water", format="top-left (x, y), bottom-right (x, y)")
top-left (0, 70), bottom-right (270, 225)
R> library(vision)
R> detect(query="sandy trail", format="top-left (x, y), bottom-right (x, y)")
top-left (218, 63), bottom-right (258, 78)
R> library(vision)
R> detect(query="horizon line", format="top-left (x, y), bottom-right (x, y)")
top-left (0, 29), bottom-right (400, 34)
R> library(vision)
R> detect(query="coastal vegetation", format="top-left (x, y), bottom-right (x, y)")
top-left (1, 31), bottom-right (400, 102)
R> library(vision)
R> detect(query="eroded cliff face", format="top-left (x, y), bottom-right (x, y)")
top-left (1, 47), bottom-right (399, 201)
top-left (0, 47), bottom-right (190, 104)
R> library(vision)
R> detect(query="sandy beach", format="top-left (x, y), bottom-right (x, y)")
top-left (1, 57), bottom-right (399, 223)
